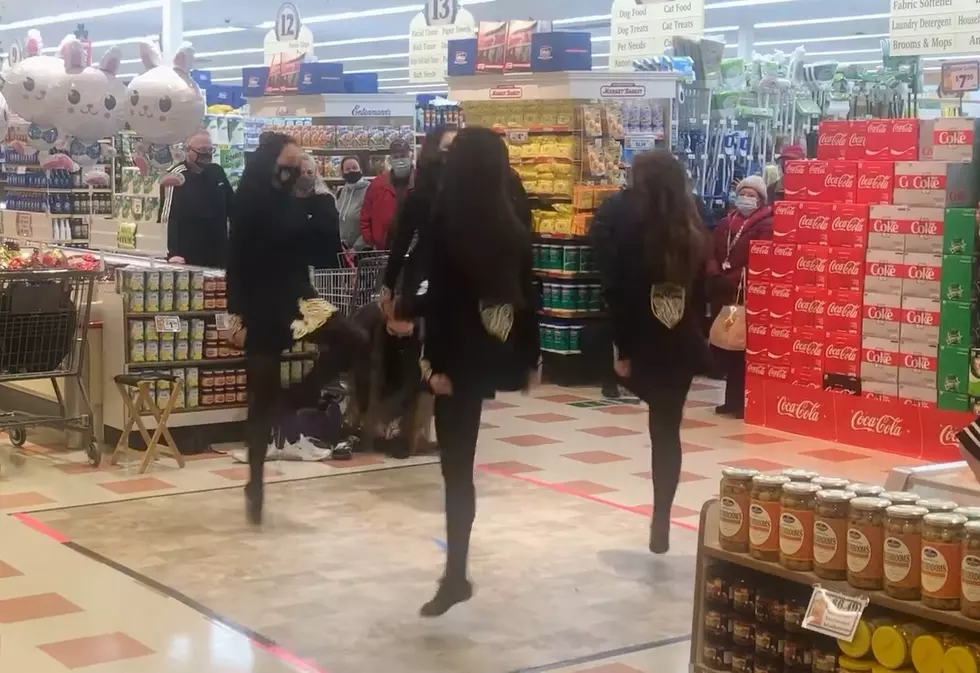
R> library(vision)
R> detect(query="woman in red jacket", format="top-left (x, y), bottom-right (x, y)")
top-left (707, 175), bottom-right (773, 419)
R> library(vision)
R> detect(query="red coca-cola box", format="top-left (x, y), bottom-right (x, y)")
top-left (769, 283), bottom-right (794, 323)
top-left (770, 243), bottom-right (796, 283)
top-left (824, 331), bottom-right (861, 377)
top-left (748, 240), bottom-right (772, 281)
top-left (817, 120), bottom-right (852, 160)
top-left (826, 247), bottom-right (865, 292)
top-left (792, 366), bottom-right (824, 389)
top-left (746, 321), bottom-right (769, 362)
top-left (797, 202), bottom-right (833, 245)
top-left (768, 323), bottom-right (792, 361)
top-left (783, 160), bottom-right (808, 200)
top-left (806, 160), bottom-right (858, 203)
top-left (887, 118), bottom-right (920, 161)
top-left (746, 281), bottom-right (770, 326)
top-left (856, 161), bottom-right (894, 205)
top-left (825, 290), bottom-right (863, 333)
top-left (792, 285), bottom-right (828, 329)
top-left (862, 119), bottom-right (892, 161)
top-left (767, 363), bottom-right (791, 382)
top-left (828, 203), bottom-right (869, 248)
top-left (772, 201), bottom-right (801, 243)
top-left (791, 326), bottom-right (825, 369)
top-left (795, 245), bottom-right (829, 287)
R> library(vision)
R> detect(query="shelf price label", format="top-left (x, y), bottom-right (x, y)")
top-left (15, 213), bottom-right (32, 239)
top-left (154, 316), bottom-right (181, 333)
top-left (941, 61), bottom-right (980, 94)
top-left (801, 585), bottom-right (869, 642)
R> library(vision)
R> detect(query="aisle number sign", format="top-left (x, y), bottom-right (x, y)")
top-left (264, 2), bottom-right (315, 93)
top-left (408, 8), bottom-right (476, 84)
top-left (941, 60), bottom-right (980, 93)
top-left (890, 0), bottom-right (980, 56)
top-left (609, 0), bottom-right (704, 72)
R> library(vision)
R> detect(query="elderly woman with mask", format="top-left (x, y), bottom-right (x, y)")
top-left (707, 175), bottom-right (773, 419)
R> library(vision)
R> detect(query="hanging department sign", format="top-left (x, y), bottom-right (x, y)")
top-left (409, 8), bottom-right (477, 84)
top-left (264, 2), bottom-right (315, 93)
top-left (609, 0), bottom-right (704, 72)
top-left (890, 0), bottom-right (980, 56)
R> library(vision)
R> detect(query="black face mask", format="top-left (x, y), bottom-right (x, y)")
top-left (343, 171), bottom-right (362, 184)
top-left (190, 149), bottom-right (213, 166)
top-left (275, 165), bottom-right (301, 192)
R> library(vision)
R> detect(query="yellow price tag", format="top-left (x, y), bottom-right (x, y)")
top-left (117, 222), bottom-right (137, 250)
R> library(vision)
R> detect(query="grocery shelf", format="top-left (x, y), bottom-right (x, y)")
top-left (127, 352), bottom-right (315, 368)
top-left (534, 232), bottom-right (590, 241)
top-left (124, 311), bottom-right (223, 318)
top-left (170, 403), bottom-right (245, 415)
top-left (5, 187), bottom-right (112, 193)
top-left (305, 147), bottom-right (390, 154)
top-left (697, 499), bottom-right (980, 635)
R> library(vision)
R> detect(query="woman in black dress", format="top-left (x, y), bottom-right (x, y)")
top-left (590, 150), bottom-right (710, 554)
top-left (411, 127), bottom-right (540, 617)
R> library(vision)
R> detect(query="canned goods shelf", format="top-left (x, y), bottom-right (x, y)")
top-left (124, 311), bottom-right (222, 318)
top-left (170, 403), bottom-right (246, 414)
top-left (127, 352), bottom-right (315, 368)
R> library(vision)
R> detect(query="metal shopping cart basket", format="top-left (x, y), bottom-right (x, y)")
top-left (312, 250), bottom-right (390, 316)
top-left (0, 269), bottom-right (99, 470)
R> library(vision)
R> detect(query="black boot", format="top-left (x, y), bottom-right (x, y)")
top-left (715, 404), bottom-right (737, 416)
top-left (649, 518), bottom-right (670, 554)
top-left (601, 382), bottom-right (621, 399)
top-left (245, 481), bottom-right (264, 526)
top-left (419, 577), bottom-right (473, 617)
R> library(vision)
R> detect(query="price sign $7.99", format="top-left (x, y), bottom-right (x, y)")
top-left (425, 0), bottom-right (459, 27)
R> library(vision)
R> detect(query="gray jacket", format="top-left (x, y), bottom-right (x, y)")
top-left (336, 178), bottom-right (371, 248)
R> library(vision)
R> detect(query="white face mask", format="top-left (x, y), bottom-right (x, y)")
top-left (735, 195), bottom-right (758, 215)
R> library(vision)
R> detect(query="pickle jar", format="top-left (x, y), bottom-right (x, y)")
top-left (731, 577), bottom-right (755, 616)
top-left (921, 512), bottom-right (967, 610)
top-left (848, 483), bottom-right (884, 498)
top-left (754, 623), bottom-right (785, 659)
top-left (731, 649), bottom-right (754, 673)
top-left (754, 585), bottom-right (785, 626)
top-left (871, 622), bottom-right (928, 670)
top-left (916, 499), bottom-right (959, 513)
top-left (782, 632), bottom-right (811, 672)
top-left (749, 475), bottom-right (791, 562)
top-left (847, 497), bottom-right (891, 590)
top-left (955, 506), bottom-right (980, 521)
top-left (880, 491), bottom-right (922, 506)
top-left (720, 468), bottom-right (760, 552)
top-left (704, 608), bottom-right (732, 640)
top-left (883, 505), bottom-right (928, 601)
top-left (703, 640), bottom-right (733, 671)
top-left (962, 520), bottom-right (980, 618)
top-left (732, 615), bottom-right (755, 648)
top-left (910, 632), bottom-right (961, 673)
top-left (812, 476), bottom-right (850, 490)
top-left (781, 468), bottom-right (819, 482)
top-left (705, 566), bottom-right (732, 608)
top-left (814, 489), bottom-right (854, 581)
top-left (779, 482), bottom-right (821, 571)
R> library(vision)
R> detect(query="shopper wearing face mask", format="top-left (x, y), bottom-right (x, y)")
top-left (707, 175), bottom-right (773, 419)
top-left (359, 139), bottom-right (414, 249)
top-left (227, 133), bottom-right (369, 525)
top-left (160, 130), bottom-right (234, 267)
top-left (296, 154), bottom-right (343, 268)
top-left (336, 156), bottom-right (369, 250)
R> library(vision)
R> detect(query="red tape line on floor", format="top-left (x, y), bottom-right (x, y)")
top-left (475, 465), bottom-right (700, 533)
top-left (10, 512), bottom-right (71, 543)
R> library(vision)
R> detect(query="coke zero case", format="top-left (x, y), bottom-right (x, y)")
top-left (918, 118), bottom-right (980, 163)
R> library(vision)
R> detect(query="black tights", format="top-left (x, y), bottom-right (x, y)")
top-left (647, 373), bottom-right (694, 525)
top-left (246, 316), bottom-right (368, 488)
top-left (433, 393), bottom-right (483, 583)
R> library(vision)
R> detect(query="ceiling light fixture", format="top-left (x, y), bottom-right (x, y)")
top-left (0, 0), bottom-right (200, 32)
top-left (755, 13), bottom-right (888, 29)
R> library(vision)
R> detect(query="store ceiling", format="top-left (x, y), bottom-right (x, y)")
top-left (0, 0), bottom-right (938, 94)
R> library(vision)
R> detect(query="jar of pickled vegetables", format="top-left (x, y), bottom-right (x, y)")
top-left (812, 638), bottom-right (838, 673)
top-left (921, 512), bottom-right (967, 610)
top-left (779, 482), bottom-right (821, 571)
top-left (754, 623), bottom-right (785, 659)
top-left (848, 483), bottom-right (884, 498)
top-left (812, 476), bottom-right (850, 490)
top-left (848, 497), bottom-right (891, 590)
top-left (781, 468), bottom-right (818, 482)
top-left (750, 475), bottom-right (791, 562)
top-left (704, 609), bottom-right (732, 640)
top-left (954, 506), bottom-right (980, 521)
top-left (720, 468), bottom-right (760, 552)
top-left (916, 499), bottom-right (959, 513)
top-left (961, 520), bottom-right (980, 619)
top-left (814, 489), bottom-right (854, 580)
top-left (879, 491), bottom-right (921, 506)
top-left (883, 504), bottom-right (928, 601)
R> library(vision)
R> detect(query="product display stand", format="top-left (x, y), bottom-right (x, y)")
top-left (885, 462), bottom-right (980, 506)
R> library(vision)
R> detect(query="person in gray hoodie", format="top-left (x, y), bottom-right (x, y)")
top-left (336, 156), bottom-right (370, 249)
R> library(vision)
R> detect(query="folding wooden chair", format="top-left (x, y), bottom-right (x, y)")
top-left (110, 371), bottom-right (185, 473)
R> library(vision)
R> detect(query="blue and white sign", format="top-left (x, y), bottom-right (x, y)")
top-left (409, 8), bottom-right (476, 84)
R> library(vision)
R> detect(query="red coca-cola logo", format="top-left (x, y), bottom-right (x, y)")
top-left (848, 134), bottom-right (867, 147)
top-left (809, 163), bottom-right (829, 175)
top-left (907, 265), bottom-right (938, 281)
top-left (819, 133), bottom-right (848, 147)
top-left (868, 262), bottom-right (898, 277)
top-left (892, 120), bottom-right (916, 133)
top-left (796, 257), bottom-right (827, 272)
top-left (770, 326), bottom-right (791, 338)
top-left (776, 396), bottom-right (821, 421)
top-left (825, 174), bottom-right (855, 188)
top-left (826, 344), bottom-right (859, 361)
top-left (786, 163), bottom-right (806, 175)
top-left (867, 121), bottom-right (889, 134)
top-left (748, 323), bottom-right (768, 336)
top-left (747, 362), bottom-right (768, 377)
top-left (828, 260), bottom-right (861, 275)
top-left (909, 220), bottom-right (941, 235)
top-left (896, 175), bottom-right (943, 189)
top-left (795, 298), bottom-right (826, 313)
top-left (871, 219), bottom-right (899, 234)
top-left (864, 349), bottom-right (896, 365)
top-left (831, 217), bottom-right (864, 232)
top-left (793, 340), bottom-right (823, 356)
top-left (903, 354), bottom-right (933, 369)
top-left (827, 301), bottom-right (859, 317)
top-left (799, 215), bottom-right (830, 229)
top-left (937, 130), bottom-right (971, 145)
top-left (940, 424), bottom-right (958, 446)
top-left (773, 246), bottom-right (794, 257)
top-left (866, 306), bottom-right (896, 321)
top-left (858, 174), bottom-right (890, 189)
top-left (748, 283), bottom-right (767, 295)
top-left (851, 410), bottom-right (903, 436)
top-left (771, 286), bottom-right (792, 298)
top-left (769, 366), bottom-right (790, 380)
top-left (773, 203), bottom-right (799, 216)
top-left (905, 309), bottom-right (937, 326)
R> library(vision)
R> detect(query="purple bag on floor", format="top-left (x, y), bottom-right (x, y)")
top-left (279, 404), bottom-right (343, 445)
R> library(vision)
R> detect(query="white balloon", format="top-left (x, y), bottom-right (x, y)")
top-left (50, 37), bottom-right (126, 144)
top-left (0, 91), bottom-right (9, 143)
top-left (1, 30), bottom-right (68, 154)
top-left (125, 41), bottom-right (205, 146)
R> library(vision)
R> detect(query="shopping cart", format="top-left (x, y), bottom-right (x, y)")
top-left (0, 269), bottom-right (99, 470)
top-left (312, 250), bottom-right (390, 316)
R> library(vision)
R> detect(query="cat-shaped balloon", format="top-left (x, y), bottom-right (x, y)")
top-left (48, 37), bottom-right (126, 185)
top-left (126, 42), bottom-right (205, 183)
top-left (2, 30), bottom-right (68, 159)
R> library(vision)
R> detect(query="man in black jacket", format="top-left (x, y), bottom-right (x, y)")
top-left (160, 131), bottom-right (234, 268)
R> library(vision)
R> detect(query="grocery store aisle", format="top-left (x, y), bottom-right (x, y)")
top-left (0, 378), bottom-right (930, 673)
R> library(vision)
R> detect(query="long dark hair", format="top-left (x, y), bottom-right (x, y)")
top-left (628, 150), bottom-right (706, 287)
top-left (234, 132), bottom-right (296, 229)
top-left (414, 125), bottom-right (452, 196)
top-left (438, 126), bottom-right (529, 305)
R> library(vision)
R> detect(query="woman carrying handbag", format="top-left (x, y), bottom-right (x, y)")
top-left (707, 176), bottom-right (773, 419)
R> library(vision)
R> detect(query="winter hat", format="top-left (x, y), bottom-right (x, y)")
top-left (736, 175), bottom-right (768, 204)
top-left (779, 144), bottom-right (806, 160)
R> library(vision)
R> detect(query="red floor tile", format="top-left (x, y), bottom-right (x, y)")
top-left (597, 405), bottom-right (646, 416)
top-left (0, 491), bottom-right (55, 509)
top-left (484, 400), bottom-right (517, 410)
top-left (682, 442), bottom-right (715, 454)
top-left (98, 477), bottom-right (175, 495)
top-left (498, 434), bottom-right (562, 447)
top-left (801, 448), bottom-right (869, 462)
top-left (38, 632), bottom-right (154, 669)
top-left (52, 463), bottom-right (123, 475)
top-left (538, 393), bottom-right (590, 403)
top-left (0, 593), bottom-right (82, 623)
top-left (0, 561), bottom-right (22, 579)
top-left (682, 418), bottom-right (717, 429)
top-left (211, 466), bottom-right (285, 481)
top-left (557, 480), bottom-right (618, 495)
top-left (575, 664), bottom-right (646, 673)
top-left (631, 503), bottom-right (700, 519)
top-left (563, 450), bottom-right (630, 464)
top-left (725, 432), bottom-right (789, 445)
top-left (720, 457), bottom-right (790, 472)
top-left (633, 471), bottom-right (652, 479)
top-left (480, 460), bottom-right (543, 475)
top-left (518, 412), bottom-right (577, 423)
top-left (578, 426), bottom-right (642, 438)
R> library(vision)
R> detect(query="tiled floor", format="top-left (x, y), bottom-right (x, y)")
top-left (0, 378), bottom-right (932, 672)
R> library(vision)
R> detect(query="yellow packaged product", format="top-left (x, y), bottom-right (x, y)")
top-left (536, 179), bottom-right (555, 196)
top-left (573, 186), bottom-right (594, 210)
top-left (507, 104), bottom-right (525, 128)
top-left (871, 622), bottom-right (928, 670)
top-left (531, 210), bottom-right (544, 233)
top-left (553, 214), bottom-right (573, 236)
top-left (553, 178), bottom-right (573, 196)
top-left (536, 212), bottom-right (556, 234)
top-left (839, 616), bottom-right (894, 659)
top-left (839, 656), bottom-right (875, 671)
top-left (553, 138), bottom-right (574, 161)
top-left (523, 102), bottom-right (541, 127)
top-left (870, 667), bottom-right (913, 673)
top-left (524, 140), bottom-right (542, 159)
top-left (911, 633), bottom-right (961, 673)
top-left (538, 103), bottom-right (557, 127)
top-left (539, 140), bottom-right (557, 158)
top-left (555, 102), bottom-right (574, 128)
top-left (945, 644), bottom-right (980, 673)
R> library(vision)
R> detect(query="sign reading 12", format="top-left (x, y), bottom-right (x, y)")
top-left (425, 0), bottom-right (459, 27)
top-left (275, 2), bottom-right (302, 41)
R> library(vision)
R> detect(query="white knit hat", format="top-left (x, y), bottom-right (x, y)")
top-left (736, 175), bottom-right (768, 204)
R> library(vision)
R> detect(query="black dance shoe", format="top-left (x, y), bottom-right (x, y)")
top-left (419, 578), bottom-right (473, 617)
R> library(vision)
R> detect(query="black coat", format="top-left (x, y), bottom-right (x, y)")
top-left (590, 192), bottom-right (709, 399)
top-left (160, 162), bottom-right (234, 268)
top-left (303, 193), bottom-right (344, 269)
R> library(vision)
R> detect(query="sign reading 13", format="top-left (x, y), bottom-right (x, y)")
top-left (425, 0), bottom-right (459, 27)
top-left (275, 2), bottom-right (302, 41)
